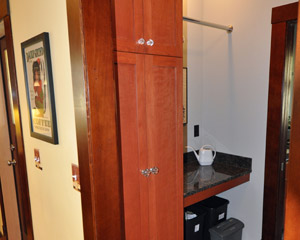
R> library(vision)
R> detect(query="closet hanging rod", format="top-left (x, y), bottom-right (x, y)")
top-left (183, 16), bottom-right (233, 33)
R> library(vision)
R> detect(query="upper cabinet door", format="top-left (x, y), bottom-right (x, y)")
top-left (113, 0), bottom-right (144, 53)
top-left (113, 0), bottom-right (182, 57)
top-left (144, 0), bottom-right (182, 57)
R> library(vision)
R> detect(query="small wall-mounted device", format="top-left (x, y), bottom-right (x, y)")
top-left (34, 149), bottom-right (42, 170)
top-left (194, 125), bottom-right (199, 137)
top-left (72, 164), bottom-right (80, 192)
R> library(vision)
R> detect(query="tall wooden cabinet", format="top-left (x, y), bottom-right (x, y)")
top-left (113, 0), bottom-right (183, 239)
top-left (66, 0), bottom-right (183, 239)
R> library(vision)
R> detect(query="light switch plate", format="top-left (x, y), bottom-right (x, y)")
top-left (72, 164), bottom-right (80, 192)
top-left (34, 149), bottom-right (42, 170)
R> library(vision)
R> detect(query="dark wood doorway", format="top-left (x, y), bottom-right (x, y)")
top-left (0, 4), bottom-right (34, 240)
top-left (262, 2), bottom-right (298, 240)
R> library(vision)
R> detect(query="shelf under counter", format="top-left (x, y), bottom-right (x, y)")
top-left (184, 152), bottom-right (252, 207)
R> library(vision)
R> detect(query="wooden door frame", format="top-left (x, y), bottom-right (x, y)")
top-left (66, 0), bottom-right (125, 239)
top-left (262, 2), bottom-right (298, 240)
top-left (0, 1), bottom-right (34, 239)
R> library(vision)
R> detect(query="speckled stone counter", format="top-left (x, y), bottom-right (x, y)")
top-left (184, 152), bottom-right (252, 199)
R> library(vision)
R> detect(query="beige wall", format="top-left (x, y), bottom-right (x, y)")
top-left (9, 0), bottom-right (84, 239)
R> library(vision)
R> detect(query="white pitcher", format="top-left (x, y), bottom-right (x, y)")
top-left (186, 145), bottom-right (216, 166)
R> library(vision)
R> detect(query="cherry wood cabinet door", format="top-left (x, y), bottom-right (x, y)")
top-left (113, 0), bottom-right (144, 53)
top-left (113, 0), bottom-right (182, 57)
top-left (145, 55), bottom-right (183, 240)
top-left (116, 52), bottom-right (150, 240)
top-left (143, 0), bottom-right (182, 57)
top-left (116, 53), bottom-right (183, 240)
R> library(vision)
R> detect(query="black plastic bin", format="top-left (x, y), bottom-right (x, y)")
top-left (209, 218), bottom-right (244, 240)
top-left (193, 196), bottom-right (229, 240)
top-left (184, 207), bottom-right (206, 240)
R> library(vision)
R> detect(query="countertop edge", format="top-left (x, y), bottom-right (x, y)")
top-left (184, 173), bottom-right (250, 207)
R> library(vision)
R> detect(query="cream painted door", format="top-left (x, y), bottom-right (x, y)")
top-left (0, 55), bottom-right (21, 240)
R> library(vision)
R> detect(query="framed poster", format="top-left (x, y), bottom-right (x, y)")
top-left (21, 32), bottom-right (58, 144)
top-left (183, 67), bottom-right (188, 124)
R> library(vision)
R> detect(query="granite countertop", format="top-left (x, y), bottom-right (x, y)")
top-left (184, 151), bottom-right (252, 198)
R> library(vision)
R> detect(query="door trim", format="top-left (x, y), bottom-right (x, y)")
top-left (262, 2), bottom-right (298, 240)
top-left (272, 3), bottom-right (298, 24)
top-left (66, 0), bottom-right (125, 239)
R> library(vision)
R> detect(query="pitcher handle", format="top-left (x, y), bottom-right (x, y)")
top-left (185, 145), bottom-right (197, 152)
top-left (201, 145), bottom-right (216, 160)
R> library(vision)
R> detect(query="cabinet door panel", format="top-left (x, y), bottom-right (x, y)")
top-left (117, 53), bottom-right (183, 240)
top-left (145, 55), bottom-right (183, 240)
top-left (113, 0), bottom-right (144, 53)
top-left (144, 0), bottom-right (182, 57)
top-left (116, 52), bottom-right (149, 240)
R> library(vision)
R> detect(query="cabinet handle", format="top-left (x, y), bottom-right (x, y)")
top-left (8, 159), bottom-right (16, 166)
top-left (150, 167), bottom-right (159, 175)
top-left (137, 38), bottom-right (145, 45)
top-left (141, 168), bottom-right (151, 177)
top-left (146, 39), bottom-right (154, 46)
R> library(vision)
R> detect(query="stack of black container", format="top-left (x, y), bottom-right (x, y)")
top-left (184, 196), bottom-right (244, 240)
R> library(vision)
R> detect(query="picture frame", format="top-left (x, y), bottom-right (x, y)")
top-left (183, 67), bottom-right (188, 125)
top-left (21, 32), bottom-right (58, 144)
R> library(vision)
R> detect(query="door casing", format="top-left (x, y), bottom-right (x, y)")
top-left (262, 2), bottom-right (298, 240)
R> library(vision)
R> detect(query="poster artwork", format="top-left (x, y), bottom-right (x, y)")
top-left (24, 41), bottom-right (52, 137)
